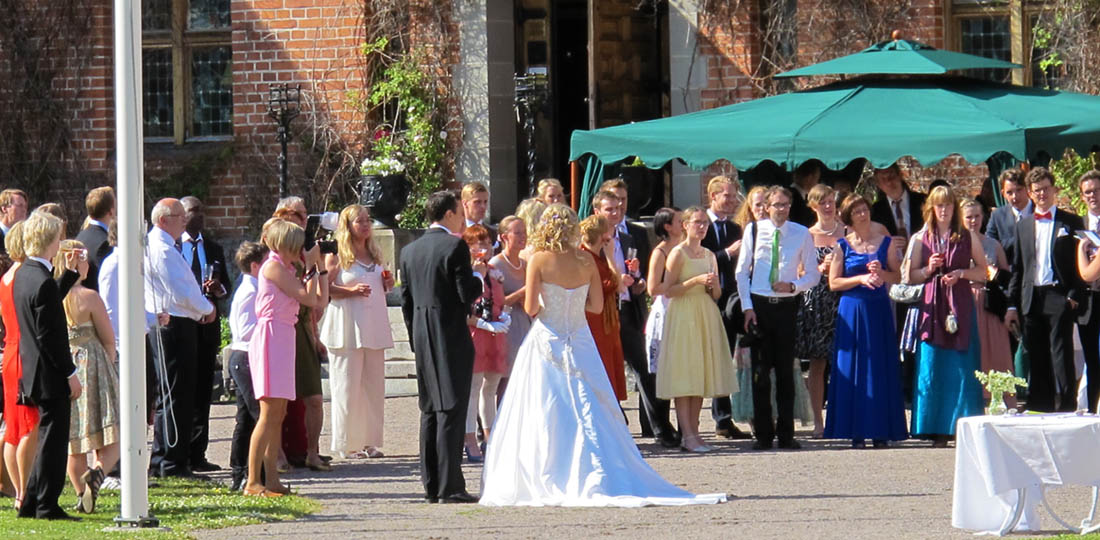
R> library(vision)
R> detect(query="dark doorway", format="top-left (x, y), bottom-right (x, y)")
top-left (550, 0), bottom-right (589, 193)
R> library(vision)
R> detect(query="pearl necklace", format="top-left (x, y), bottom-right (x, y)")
top-left (500, 252), bottom-right (523, 271)
top-left (818, 220), bottom-right (841, 235)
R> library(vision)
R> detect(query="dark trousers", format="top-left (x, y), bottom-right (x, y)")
top-left (712, 292), bottom-right (738, 428)
top-left (149, 317), bottom-right (198, 477)
top-left (18, 398), bottom-right (70, 518)
top-left (228, 350), bottom-right (259, 482)
top-left (619, 299), bottom-right (674, 439)
top-left (1023, 287), bottom-right (1078, 412)
top-left (190, 319), bottom-right (220, 465)
top-left (420, 406), bottom-right (467, 499)
top-left (281, 398), bottom-right (307, 462)
top-left (750, 295), bottom-right (799, 444)
top-left (1077, 292), bottom-right (1100, 412)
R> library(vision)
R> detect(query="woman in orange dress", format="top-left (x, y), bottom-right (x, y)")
top-left (1, 221), bottom-right (40, 509)
top-left (578, 215), bottom-right (627, 400)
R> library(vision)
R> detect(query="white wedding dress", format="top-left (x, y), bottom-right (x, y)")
top-left (479, 283), bottom-right (727, 507)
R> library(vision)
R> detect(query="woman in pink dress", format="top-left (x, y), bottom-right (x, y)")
top-left (246, 218), bottom-right (326, 497)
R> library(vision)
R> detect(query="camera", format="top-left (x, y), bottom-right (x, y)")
top-left (304, 213), bottom-right (339, 255)
top-left (473, 297), bottom-right (494, 322)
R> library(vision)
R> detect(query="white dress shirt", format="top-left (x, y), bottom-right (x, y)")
top-left (1034, 207), bottom-right (1057, 287)
top-left (87, 218), bottom-right (109, 233)
top-left (180, 231), bottom-right (208, 280)
top-left (27, 255), bottom-right (53, 272)
top-left (229, 274), bottom-right (259, 352)
top-left (1011, 201), bottom-right (1033, 223)
top-left (98, 251), bottom-right (158, 348)
top-left (735, 218), bottom-right (819, 311)
top-left (889, 190), bottom-right (911, 236)
top-left (0, 222), bottom-right (10, 236)
top-left (144, 225), bottom-right (214, 321)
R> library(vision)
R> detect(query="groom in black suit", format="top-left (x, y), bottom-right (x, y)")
top-left (74, 186), bottom-right (115, 291)
top-left (1006, 167), bottom-right (1086, 412)
top-left (15, 212), bottom-right (83, 520)
top-left (401, 190), bottom-right (484, 504)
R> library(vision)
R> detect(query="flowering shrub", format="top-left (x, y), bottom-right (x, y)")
top-left (360, 156), bottom-right (405, 177)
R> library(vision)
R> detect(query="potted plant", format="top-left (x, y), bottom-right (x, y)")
top-left (359, 153), bottom-right (410, 228)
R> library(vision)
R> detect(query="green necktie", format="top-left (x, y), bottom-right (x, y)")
top-left (769, 227), bottom-right (781, 284)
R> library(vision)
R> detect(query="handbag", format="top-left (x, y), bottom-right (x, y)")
top-left (722, 222), bottom-right (759, 335)
top-left (889, 283), bottom-right (923, 304)
top-left (982, 267), bottom-right (1009, 320)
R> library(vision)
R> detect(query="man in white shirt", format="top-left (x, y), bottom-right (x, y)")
top-left (144, 198), bottom-right (215, 478)
top-left (1076, 170), bottom-right (1100, 412)
top-left (1005, 168), bottom-right (1085, 412)
top-left (226, 241), bottom-right (268, 491)
top-left (736, 186), bottom-right (819, 450)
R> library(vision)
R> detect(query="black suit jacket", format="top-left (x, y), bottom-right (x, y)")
top-left (789, 188), bottom-right (816, 227)
top-left (75, 223), bottom-right (109, 290)
top-left (871, 189), bottom-right (927, 237)
top-left (1009, 209), bottom-right (1086, 316)
top-left (608, 227), bottom-right (648, 325)
top-left (986, 204), bottom-right (1028, 265)
top-left (701, 217), bottom-right (744, 303)
top-left (15, 259), bottom-right (77, 401)
top-left (401, 227), bottom-right (483, 412)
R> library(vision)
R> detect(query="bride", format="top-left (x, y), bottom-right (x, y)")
top-left (479, 204), bottom-right (726, 507)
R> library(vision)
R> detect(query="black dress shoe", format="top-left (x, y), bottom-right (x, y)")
top-left (439, 492), bottom-right (478, 504)
top-left (716, 425), bottom-right (753, 440)
top-left (656, 435), bottom-right (680, 449)
top-left (425, 496), bottom-right (439, 504)
top-left (41, 509), bottom-right (82, 521)
top-left (230, 477), bottom-right (246, 492)
top-left (777, 439), bottom-right (802, 450)
top-left (192, 461), bottom-right (222, 472)
top-left (751, 440), bottom-right (773, 451)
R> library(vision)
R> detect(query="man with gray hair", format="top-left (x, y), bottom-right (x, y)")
top-left (145, 198), bottom-right (215, 478)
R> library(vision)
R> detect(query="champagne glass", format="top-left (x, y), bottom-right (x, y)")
top-left (626, 247), bottom-right (639, 277)
top-left (203, 263), bottom-right (215, 282)
top-left (382, 260), bottom-right (394, 292)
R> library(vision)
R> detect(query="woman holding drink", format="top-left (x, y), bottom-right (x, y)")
top-left (656, 206), bottom-right (733, 453)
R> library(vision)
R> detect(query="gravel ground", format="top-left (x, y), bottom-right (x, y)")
top-left (190, 394), bottom-right (1094, 539)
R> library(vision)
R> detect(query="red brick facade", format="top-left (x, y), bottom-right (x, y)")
top-left (18, 0), bottom-right (1000, 238)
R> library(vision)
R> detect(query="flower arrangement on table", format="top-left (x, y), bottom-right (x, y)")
top-left (974, 370), bottom-right (1028, 415)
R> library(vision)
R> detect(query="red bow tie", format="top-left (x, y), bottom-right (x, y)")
top-left (1035, 211), bottom-right (1052, 220)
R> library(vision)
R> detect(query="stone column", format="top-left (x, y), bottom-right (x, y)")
top-left (668, 0), bottom-right (705, 206)
top-left (454, 1), bottom-right (517, 221)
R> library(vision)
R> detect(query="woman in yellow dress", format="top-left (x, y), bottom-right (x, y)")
top-left (656, 206), bottom-right (734, 453)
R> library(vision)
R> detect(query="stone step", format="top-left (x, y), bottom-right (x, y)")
top-left (384, 341), bottom-right (414, 361)
top-left (385, 359), bottom-right (416, 379)
top-left (384, 378), bottom-right (419, 397)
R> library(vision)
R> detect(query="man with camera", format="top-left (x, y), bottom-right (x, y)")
top-left (736, 186), bottom-right (819, 450)
top-left (178, 196), bottom-right (230, 472)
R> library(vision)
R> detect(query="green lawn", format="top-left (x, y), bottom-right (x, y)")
top-left (1, 477), bottom-right (319, 539)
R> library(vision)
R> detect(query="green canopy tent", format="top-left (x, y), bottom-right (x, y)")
top-left (569, 39), bottom-right (1100, 216)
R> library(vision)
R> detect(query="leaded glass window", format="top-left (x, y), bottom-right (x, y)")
top-left (959, 16), bottom-right (1012, 83)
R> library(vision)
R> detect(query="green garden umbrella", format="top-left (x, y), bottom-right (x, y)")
top-left (570, 76), bottom-right (1100, 215)
top-left (776, 38), bottom-right (1022, 78)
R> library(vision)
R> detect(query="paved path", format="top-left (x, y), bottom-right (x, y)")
top-left (192, 394), bottom-right (1093, 539)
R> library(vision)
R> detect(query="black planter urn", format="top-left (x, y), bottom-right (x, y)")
top-left (359, 173), bottom-right (411, 227)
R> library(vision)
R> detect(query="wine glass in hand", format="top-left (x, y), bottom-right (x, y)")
top-left (625, 247), bottom-right (640, 277)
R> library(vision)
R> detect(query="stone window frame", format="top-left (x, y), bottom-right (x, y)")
top-left (142, 0), bottom-right (233, 145)
top-left (945, 0), bottom-right (1051, 87)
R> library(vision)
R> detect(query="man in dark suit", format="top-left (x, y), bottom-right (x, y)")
top-left (1006, 167), bottom-right (1086, 412)
top-left (788, 161), bottom-right (821, 227)
top-left (15, 212), bottom-right (82, 520)
top-left (869, 164), bottom-right (926, 400)
top-left (0, 188), bottom-right (29, 257)
top-left (179, 196), bottom-right (231, 471)
top-left (870, 164), bottom-right (926, 239)
top-left (461, 182), bottom-right (497, 244)
top-left (592, 188), bottom-right (678, 448)
top-left (74, 186), bottom-right (115, 291)
top-left (1075, 170), bottom-right (1100, 412)
top-left (699, 176), bottom-right (753, 440)
top-left (986, 169), bottom-right (1032, 264)
top-left (985, 169), bottom-right (1033, 395)
top-left (401, 190), bottom-right (483, 504)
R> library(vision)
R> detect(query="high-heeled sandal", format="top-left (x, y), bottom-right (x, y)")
top-left (243, 487), bottom-right (283, 497)
top-left (267, 483), bottom-right (293, 495)
top-left (465, 445), bottom-right (484, 463)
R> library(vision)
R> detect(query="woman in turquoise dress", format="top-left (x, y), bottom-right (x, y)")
top-left (824, 194), bottom-right (908, 448)
top-left (905, 186), bottom-right (987, 447)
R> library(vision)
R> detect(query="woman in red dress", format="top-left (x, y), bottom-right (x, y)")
top-left (578, 215), bottom-right (627, 400)
top-left (1, 221), bottom-right (40, 509)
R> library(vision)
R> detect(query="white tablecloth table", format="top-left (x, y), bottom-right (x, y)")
top-left (952, 413), bottom-right (1100, 535)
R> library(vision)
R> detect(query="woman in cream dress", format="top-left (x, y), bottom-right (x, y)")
top-left (321, 205), bottom-right (395, 459)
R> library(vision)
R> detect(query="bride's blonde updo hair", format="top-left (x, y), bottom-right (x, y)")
top-left (530, 203), bottom-right (579, 253)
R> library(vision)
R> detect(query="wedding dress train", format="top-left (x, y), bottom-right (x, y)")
top-left (479, 283), bottom-right (727, 507)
